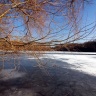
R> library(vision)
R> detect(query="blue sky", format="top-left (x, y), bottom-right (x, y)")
top-left (12, 0), bottom-right (96, 43)
top-left (80, 0), bottom-right (96, 42)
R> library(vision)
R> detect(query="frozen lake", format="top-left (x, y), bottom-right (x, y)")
top-left (0, 51), bottom-right (96, 96)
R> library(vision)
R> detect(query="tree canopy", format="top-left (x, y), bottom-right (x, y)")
top-left (0, 0), bottom-right (95, 48)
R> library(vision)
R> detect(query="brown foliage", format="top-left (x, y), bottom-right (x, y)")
top-left (0, 0), bottom-right (95, 52)
top-left (0, 38), bottom-right (51, 51)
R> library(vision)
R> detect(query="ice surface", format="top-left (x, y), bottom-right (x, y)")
top-left (41, 52), bottom-right (96, 76)
top-left (0, 51), bottom-right (96, 78)
top-left (0, 51), bottom-right (96, 96)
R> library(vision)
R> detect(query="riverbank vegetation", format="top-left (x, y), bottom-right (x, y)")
top-left (0, 38), bottom-right (96, 52)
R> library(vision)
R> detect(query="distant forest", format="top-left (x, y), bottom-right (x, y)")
top-left (54, 41), bottom-right (96, 52)
top-left (0, 38), bottom-right (96, 52)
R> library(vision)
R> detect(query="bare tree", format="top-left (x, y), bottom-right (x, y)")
top-left (0, 0), bottom-right (95, 48)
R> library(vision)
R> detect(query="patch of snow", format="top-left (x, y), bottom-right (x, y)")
top-left (0, 69), bottom-right (25, 80)
top-left (42, 53), bottom-right (96, 76)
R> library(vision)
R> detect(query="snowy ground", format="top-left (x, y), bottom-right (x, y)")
top-left (42, 52), bottom-right (96, 76)
top-left (0, 51), bottom-right (96, 96)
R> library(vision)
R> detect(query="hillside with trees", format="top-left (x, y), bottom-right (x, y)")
top-left (54, 41), bottom-right (96, 52)
top-left (0, 38), bottom-right (96, 52)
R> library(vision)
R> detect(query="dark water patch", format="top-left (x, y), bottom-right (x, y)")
top-left (0, 57), bottom-right (96, 96)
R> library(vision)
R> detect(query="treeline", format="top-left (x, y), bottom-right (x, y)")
top-left (0, 38), bottom-right (96, 52)
top-left (54, 41), bottom-right (96, 52)
top-left (0, 38), bottom-right (51, 51)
